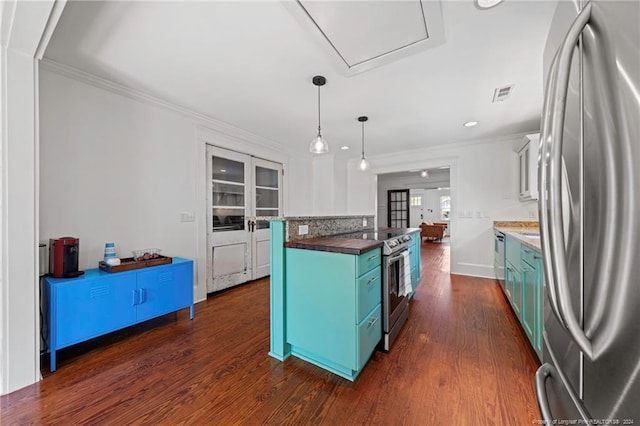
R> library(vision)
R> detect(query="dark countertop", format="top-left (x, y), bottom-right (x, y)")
top-left (284, 227), bottom-right (419, 255)
top-left (285, 237), bottom-right (383, 255)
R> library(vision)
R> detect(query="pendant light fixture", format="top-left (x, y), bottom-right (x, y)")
top-left (309, 75), bottom-right (329, 154)
top-left (357, 116), bottom-right (370, 171)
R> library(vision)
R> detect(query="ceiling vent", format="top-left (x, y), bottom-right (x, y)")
top-left (493, 85), bottom-right (514, 102)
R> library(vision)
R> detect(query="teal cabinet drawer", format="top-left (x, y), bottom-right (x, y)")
top-left (357, 249), bottom-right (381, 276)
top-left (521, 244), bottom-right (540, 267)
top-left (357, 266), bottom-right (381, 323)
top-left (357, 304), bottom-right (382, 371)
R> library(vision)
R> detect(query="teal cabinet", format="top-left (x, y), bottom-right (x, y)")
top-left (502, 235), bottom-right (544, 362)
top-left (521, 247), bottom-right (543, 360)
top-left (285, 247), bottom-right (382, 381)
top-left (504, 260), bottom-right (516, 311)
top-left (409, 231), bottom-right (421, 290)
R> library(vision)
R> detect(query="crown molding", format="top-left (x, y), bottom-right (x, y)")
top-left (39, 58), bottom-right (286, 154)
top-left (363, 131), bottom-right (536, 174)
top-left (368, 131), bottom-right (532, 164)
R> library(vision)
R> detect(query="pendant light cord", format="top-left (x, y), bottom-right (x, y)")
top-left (317, 85), bottom-right (321, 134)
top-left (361, 121), bottom-right (365, 158)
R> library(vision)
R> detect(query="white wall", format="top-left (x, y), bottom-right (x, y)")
top-left (285, 155), bottom-right (313, 216)
top-left (0, 0), bottom-right (64, 395)
top-left (39, 66), bottom-right (301, 307)
top-left (349, 136), bottom-right (538, 278)
top-left (40, 68), bottom-right (202, 293)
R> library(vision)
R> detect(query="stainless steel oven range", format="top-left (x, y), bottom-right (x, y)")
top-left (335, 229), bottom-right (413, 351)
top-left (380, 233), bottom-right (411, 351)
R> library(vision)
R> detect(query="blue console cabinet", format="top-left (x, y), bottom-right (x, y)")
top-left (44, 257), bottom-right (194, 372)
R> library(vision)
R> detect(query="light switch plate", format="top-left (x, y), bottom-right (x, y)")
top-left (299, 225), bottom-right (309, 235)
top-left (180, 211), bottom-right (195, 222)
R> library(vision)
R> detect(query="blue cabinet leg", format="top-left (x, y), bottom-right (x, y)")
top-left (190, 304), bottom-right (194, 319)
top-left (50, 350), bottom-right (56, 372)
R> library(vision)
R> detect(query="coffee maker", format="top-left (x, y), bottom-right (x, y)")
top-left (49, 237), bottom-right (84, 278)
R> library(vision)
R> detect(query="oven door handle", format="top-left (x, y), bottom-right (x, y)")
top-left (387, 252), bottom-right (406, 264)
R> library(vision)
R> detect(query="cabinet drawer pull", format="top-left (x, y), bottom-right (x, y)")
top-left (132, 290), bottom-right (138, 306)
top-left (367, 316), bottom-right (379, 329)
top-left (366, 276), bottom-right (377, 285)
top-left (367, 255), bottom-right (378, 262)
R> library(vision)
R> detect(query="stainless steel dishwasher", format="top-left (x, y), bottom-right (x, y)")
top-left (493, 230), bottom-right (505, 291)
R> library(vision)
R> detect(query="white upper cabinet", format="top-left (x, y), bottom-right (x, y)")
top-left (518, 133), bottom-right (541, 201)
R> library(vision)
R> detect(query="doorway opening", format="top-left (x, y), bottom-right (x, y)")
top-left (377, 167), bottom-right (451, 272)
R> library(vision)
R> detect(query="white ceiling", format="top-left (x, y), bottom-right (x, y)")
top-left (43, 0), bottom-right (558, 159)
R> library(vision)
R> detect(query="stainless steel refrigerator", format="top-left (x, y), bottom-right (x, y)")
top-left (536, 0), bottom-right (640, 423)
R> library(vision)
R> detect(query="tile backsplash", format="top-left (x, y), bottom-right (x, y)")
top-left (285, 216), bottom-right (375, 241)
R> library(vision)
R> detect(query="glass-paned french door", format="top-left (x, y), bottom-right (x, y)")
top-left (206, 146), bottom-right (282, 293)
top-left (388, 189), bottom-right (410, 228)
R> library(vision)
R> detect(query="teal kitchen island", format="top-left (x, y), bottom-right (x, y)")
top-left (269, 217), bottom-right (420, 381)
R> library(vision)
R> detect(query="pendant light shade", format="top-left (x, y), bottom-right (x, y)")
top-left (309, 75), bottom-right (329, 154)
top-left (357, 116), bottom-right (370, 171)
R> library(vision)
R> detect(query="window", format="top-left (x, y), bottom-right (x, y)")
top-left (440, 195), bottom-right (451, 220)
top-left (410, 196), bottom-right (422, 207)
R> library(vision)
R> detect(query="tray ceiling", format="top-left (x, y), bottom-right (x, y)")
top-left (295, 0), bottom-right (445, 74)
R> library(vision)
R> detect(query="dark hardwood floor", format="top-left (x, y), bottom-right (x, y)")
top-left (1, 239), bottom-right (541, 425)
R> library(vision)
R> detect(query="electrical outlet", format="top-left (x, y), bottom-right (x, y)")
top-left (363, 218), bottom-right (367, 227)
top-left (299, 225), bottom-right (309, 235)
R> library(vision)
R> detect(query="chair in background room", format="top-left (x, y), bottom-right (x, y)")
top-left (420, 222), bottom-right (446, 242)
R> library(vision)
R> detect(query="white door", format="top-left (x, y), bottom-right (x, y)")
top-left (409, 190), bottom-right (424, 227)
top-left (206, 146), bottom-right (283, 292)
top-left (207, 146), bottom-right (251, 292)
top-left (252, 158), bottom-right (282, 280)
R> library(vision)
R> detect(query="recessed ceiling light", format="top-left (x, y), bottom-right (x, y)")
top-left (220, 169), bottom-right (227, 173)
top-left (463, 121), bottom-right (478, 127)
top-left (439, 166), bottom-right (450, 169)
top-left (421, 170), bottom-right (429, 178)
top-left (475, 0), bottom-right (504, 9)
top-left (340, 145), bottom-right (349, 150)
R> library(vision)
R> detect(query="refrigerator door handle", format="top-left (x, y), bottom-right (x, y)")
top-left (539, 48), bottom-right (565, 328)
top-left (542, 1), bottom-right (594, 360)
top-left (535, 333), bottom-right (591, 423)
top-left (536, 363), bottom-right (558, 422)
top-left (536, 363), bottom-right (591, 423)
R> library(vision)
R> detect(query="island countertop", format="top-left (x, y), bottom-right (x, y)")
top-left (284, 237), bottom-right (383, 255)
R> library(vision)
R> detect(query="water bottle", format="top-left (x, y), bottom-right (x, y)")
top-left (104, 242), bottom-right (116, 261)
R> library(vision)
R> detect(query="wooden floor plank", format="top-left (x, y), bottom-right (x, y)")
top-left (1, 239), bottom-right (541, 424)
